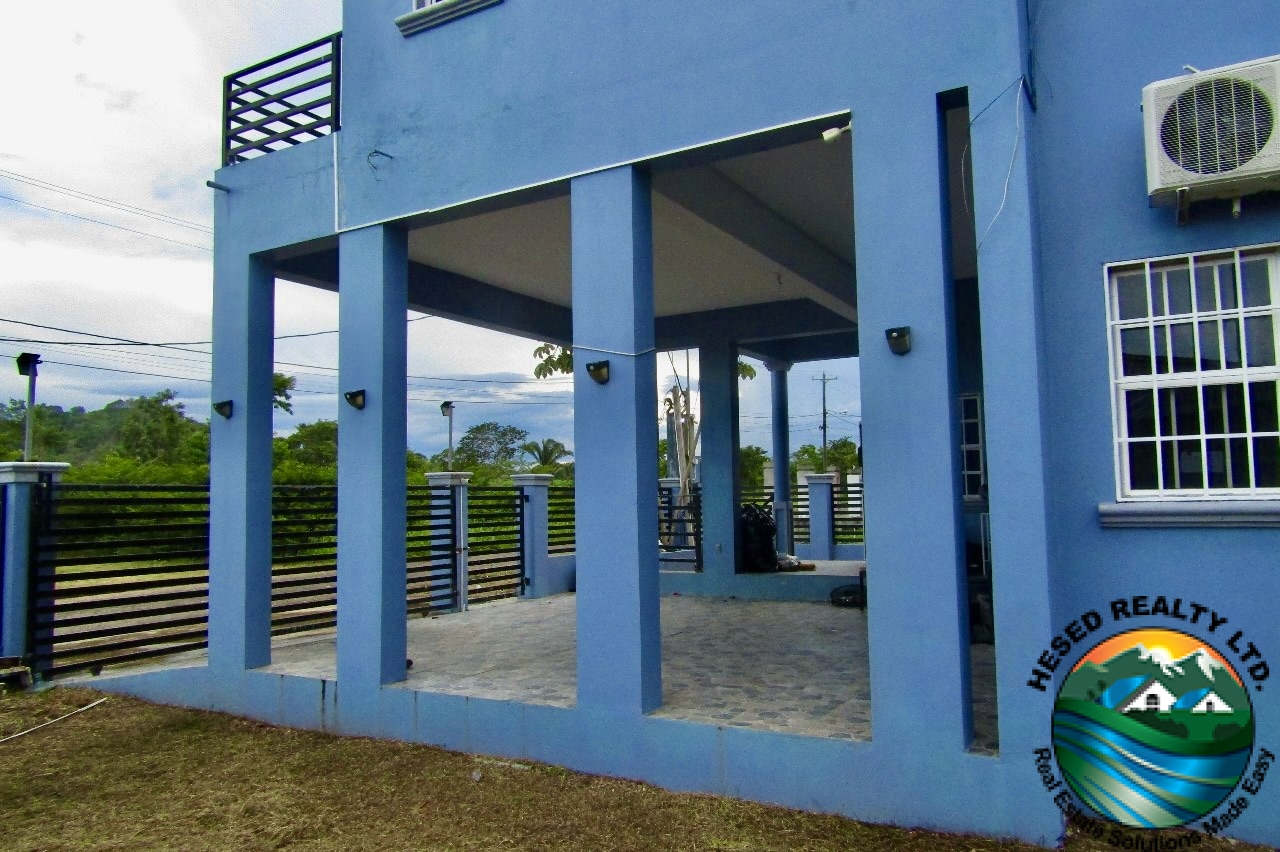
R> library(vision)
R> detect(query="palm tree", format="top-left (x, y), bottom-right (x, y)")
top-left (520, 438), bottom-right (572, 473)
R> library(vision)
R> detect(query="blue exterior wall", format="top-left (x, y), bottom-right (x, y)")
top-left (87, 1), bottom-right (1278, 847)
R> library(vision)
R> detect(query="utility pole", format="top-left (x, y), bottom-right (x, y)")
top-left (812, 372), bottom-right (837, 471)
top-left (16, 353), bottom-right (40, 462)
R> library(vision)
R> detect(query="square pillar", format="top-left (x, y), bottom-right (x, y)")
top-left (697, 338), bottom-right (740, 577)
top-left (854, 95), bottom-right (971, 752)
top-left (0, 463), bottom-right (68, 659)
top-left (803, 473), bottom-right (837, 561)
top-left (209, 250), bottom-right (275, 675)
top-left (511, 474), bottom-right (551, 598)
top-left (766, 360), bottom-right (793, 554)
top-left (571, 165), bottom-right (661, 715)
top-left (427, 472), bottom-right (471, 611)
top-left (336, 224), bottom-right (409, 691)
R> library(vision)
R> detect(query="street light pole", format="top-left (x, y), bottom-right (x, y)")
top-left (16, 353), bottom-right (40, 462)
top-left (440, 401), bottom-right (455, 470)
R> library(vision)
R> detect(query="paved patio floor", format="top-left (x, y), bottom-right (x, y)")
top-left (260, 592), bottom-right (999, 752)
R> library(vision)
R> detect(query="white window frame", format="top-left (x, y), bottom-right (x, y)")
top-left (959, 392), bottom-right (986, 502)
top-left (1105, 243), bottom-right (1280, 501)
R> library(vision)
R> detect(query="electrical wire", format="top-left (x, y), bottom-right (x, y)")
top-left (0, 168), bottom-right (212, 233)
top-left (0, 193), bottom-right (212, 252)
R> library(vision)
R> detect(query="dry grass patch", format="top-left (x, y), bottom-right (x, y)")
top-left (0, 688), bottom-right (1270, 851)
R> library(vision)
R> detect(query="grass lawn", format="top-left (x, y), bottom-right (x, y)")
top-left (0, 687), bottom-right (1270, 851)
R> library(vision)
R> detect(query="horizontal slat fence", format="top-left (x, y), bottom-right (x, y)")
top-left (28, 480), bottom-right (464, 678)
top-left (791, 486), bottom-right (811, 544)
top-left (833, 482), bottom-right (865, 544)
top-left (658, 485), bottom-right (702, 570)
top-left (466, 486), bottom-right (524, 604)
top-left (547, 486), bottom-right (575, 555)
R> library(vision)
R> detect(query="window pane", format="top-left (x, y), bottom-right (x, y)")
top-left (1158, 388), bottom-right (1173, 436)
top-left (965, 474), bottom-right (982, 496)
top-left (1195, 265), bottom-right (1218, 312)
top-left (1128, 442), bottom-right (1158, 490)
top-left (1120, 328), bottom-right (1152, 376)
top-left (1173, 385), bottom-right (1200, 435)
top-left (1242, 258), bottom-right (1272, 308)
top-left (1227, 382), bottom-right (1248, 433)
top-left (1170, 322), bottom-right (1196, 372)
top-left (1116, 272), bottom-right (1148, 320)
top-left (965, 450), bottom-right (981, 472)
top-left (1203, 385), bottom-right (1227, 434)
top-left (1245, 315), bottom-right (1276, 367)
top-left (1231, 437), bottom-right (1251, 488)
top-left (1220, 264), bottom-right (1239, 310)
top-left (1150, 273), bottom-right (1166, 317)
top-left (1166, 268), bottom-right (1193, 314)
top-left (1161, 441), bottom-right (1176, 488)
top-left (1154, 325), bottom-right (1170, 374)
top-left (1207, 438), bottom-right (1229, 488)
top-left (1199, 320), bottom-right (1221, 370)
top-left (1126, 389), bottom-right (1156, 437)
top-left (1177, 440), bottom-right (1204, 489)
top-left (961, 396), bottom-right (978, 418)
top-left (963, 421), bottom-right (979, 444)
top-left (1223, 319), bottom-right (1242, 369)
top-left (1253, 436), bottom-right (1280, 487)
top-left (1250, 381), bottom-right (1279, 433)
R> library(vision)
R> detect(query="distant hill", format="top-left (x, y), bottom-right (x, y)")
top-left (1060, 643), bottom-right (1249, 722)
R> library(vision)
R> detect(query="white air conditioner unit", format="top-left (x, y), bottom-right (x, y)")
top-left (1143, 55), bottom-right (1280, 207)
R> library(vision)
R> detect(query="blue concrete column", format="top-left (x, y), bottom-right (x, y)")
top-left (969, 79), bottom-right (1056, 757)
top-left (0, 463), bottom-right (68, 659)
top-left (803, 473), bottom-right (837, 561)
top-left (337, 224), bottom-right (408, 690)
top-left (698, 338), bottom-right (740, 577)
top-left (511, 474), bottom-right (551, 597)
top-left (209, 250), bottom-right (275, 675)
top-left (428, 472), bottom-right (472, 611)
top-left (765, 360), bottom-right (793, 554)
top-left (854, 94), bottom-right (971, 752)
top-left (571, 165), bottom-right (660, 715)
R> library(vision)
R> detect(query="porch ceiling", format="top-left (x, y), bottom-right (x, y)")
top-left (404, 135), bottom-right (856, 324)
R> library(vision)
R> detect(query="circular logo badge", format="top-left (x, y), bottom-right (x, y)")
top-left (1052, 628), bottom-right (1255, 829)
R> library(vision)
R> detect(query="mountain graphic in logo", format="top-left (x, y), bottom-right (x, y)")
top-left (1052, 628), bottom-right (1254, 829)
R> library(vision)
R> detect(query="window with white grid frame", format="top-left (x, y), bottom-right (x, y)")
top-left (1107, 247), bottom-right (1280, 499)
top-left (960, 393), bottom-right (985, 500)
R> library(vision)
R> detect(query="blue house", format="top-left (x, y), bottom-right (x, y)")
top-left (65, 1), bottom-right (1279, 845)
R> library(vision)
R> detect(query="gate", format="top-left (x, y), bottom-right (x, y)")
top-left (406, 484), bottom-right (458, 613)
top-left (658, 484), bottom-right (702, 570)
top-left (466, 486), bottom-right (524, 605)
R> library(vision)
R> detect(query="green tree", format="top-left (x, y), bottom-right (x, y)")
top-left (118, 391), bottom-right (202, 464)
top-left (520, 438), bottom-right (572, 474)
top-left (454, 421), bottom-right (529, 468)
top-left (790, 438), bottom-right (860, 481)
top-left (739, 445), bottom-right (769, 490)
top-left (533, 344), bottom-right (757, 380)
top-left (273, 373), bottom-right (298, 414)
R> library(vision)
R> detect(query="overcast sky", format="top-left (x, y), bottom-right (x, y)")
top-left (0, 2), bottom-right (860, 461)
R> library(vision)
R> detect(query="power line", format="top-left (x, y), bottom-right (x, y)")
top-left (0, 193), bottom-right (213, 252)
top-left (0, 168), bottom-right (212, 233)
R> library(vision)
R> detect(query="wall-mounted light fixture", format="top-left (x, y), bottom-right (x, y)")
top-left (885, 326), bottom-right (912, 355)
top-left (212, 400), bottom-right (234, 419)
top-left (440, 400), bottom-right (455, 470)
top-left (821, 124), bottom-right (851, 143)
top-left (585, 360), bottom-right (610, 384)
top-left (344, 389), bottom-right (367, 410)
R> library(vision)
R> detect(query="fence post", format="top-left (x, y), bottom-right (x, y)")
top-left (511, 474), bottom-right (552, 597)
top-left (804, 473), bottom-right (838, 561)
top-left (427, 472), bottom-right (471, 611)
top-left (0, 463), bottom-right (69, 661)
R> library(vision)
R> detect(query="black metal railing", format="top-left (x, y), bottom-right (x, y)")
top-left (467, 486), bottom-right (524, 604)
top-left (791, 486), bottom-right (811, 544)
top-left (547, 486), bottom-right (575, 555)
top-left (834, 482), bottom-right (864, 544)
top-left (658, 484), bottom-right (702, 571)
top-left (222, 33), bottom-right (341, 166)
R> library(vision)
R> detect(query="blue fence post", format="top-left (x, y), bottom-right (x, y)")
top-left (427, 472), bottom-right (471, 611)
top-left (511, 474), bottom-right (551, 597)
top-left (803, 473), bottom-right (837, 561)
top-left (0, 463), bottom-right (69, 660)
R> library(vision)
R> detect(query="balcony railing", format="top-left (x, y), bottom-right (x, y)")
top-left (222, 33), bottom-right (342, 166)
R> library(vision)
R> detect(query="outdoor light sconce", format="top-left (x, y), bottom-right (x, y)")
top-left (344, 389), bottom-right (367, 410)
top-left (16, 352), bottom-right (40, 377)
top-left (212, 400), bottom-right (234, 419)
top-left (885, 326), bottom-right (912, 355)
top-left (585, 360), bottom-right (610, 385)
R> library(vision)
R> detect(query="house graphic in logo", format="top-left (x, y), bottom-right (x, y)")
top-left (1052, 629), bottom-right (1255, 829)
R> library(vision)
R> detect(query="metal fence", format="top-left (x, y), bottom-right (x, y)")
top-left (658, 485), bottom-right (702, 570)
top-left (466, 486), bottom-right (524, 605)
top-left (834, 482), bottom-right (864, 543)
top-left (223, 33), bottom-right (341, 165)
top-left (24, 480), bottom-right (505, 678)
top-left (547, 486), bottom-right (575, 555)
top-left (791, 486), bottom-right (811, 544)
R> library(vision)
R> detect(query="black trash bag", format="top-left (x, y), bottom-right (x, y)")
top-left (830, 569), bottom-right (868, 608)
top-left (738, 501), bottom-right (779, 572)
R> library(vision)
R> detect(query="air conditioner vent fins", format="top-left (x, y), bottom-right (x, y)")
top-left (1160, 78), bottom-right (1274, 176)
